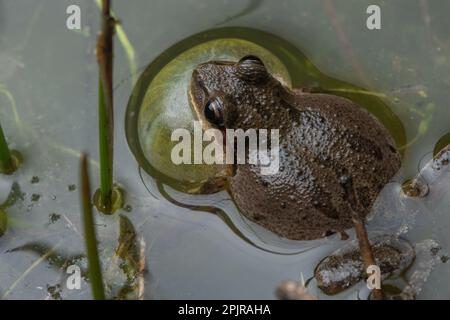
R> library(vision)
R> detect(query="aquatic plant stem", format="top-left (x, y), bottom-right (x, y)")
top-left (0, 124), bottom-right (13, 173)
top-left (80, 153), bottom-right (106, 300)
top-left (95, 0), bottom-right (138, 84)
top-left (98, 77), bottom-right (113, 208)
top-left (97, 0), bottom-right (115, 210)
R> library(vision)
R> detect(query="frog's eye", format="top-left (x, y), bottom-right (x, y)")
top-left (236, 55), bottom-right (269, 84)
top-left (204, 96), bottom-right (225, 127)
top-left (238, 55), bottom-right (264, 66)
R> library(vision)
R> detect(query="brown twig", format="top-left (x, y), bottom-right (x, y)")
top-left (352, 218), bottom-right (384, 300)
top-left (340, 175), bottom-right (384, 300)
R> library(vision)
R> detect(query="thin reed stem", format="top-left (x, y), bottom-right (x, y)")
top-left (97, 0), bottom-right (115, 209)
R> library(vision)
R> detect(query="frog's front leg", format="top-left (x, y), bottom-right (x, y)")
top-left (187, 164), bottom-right (235, 194)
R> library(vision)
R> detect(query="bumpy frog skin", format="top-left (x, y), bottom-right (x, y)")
top-left (189, 55), bottom-right (401, 240)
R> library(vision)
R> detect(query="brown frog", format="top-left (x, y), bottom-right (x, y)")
top-left (189, 55), bottom-right (401, 240)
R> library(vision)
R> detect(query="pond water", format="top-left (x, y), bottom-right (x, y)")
top-left (0, 0), bottom-right (450, 299)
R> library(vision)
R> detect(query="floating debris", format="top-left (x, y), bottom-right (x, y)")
top-left (276, 280), bottom-right (317, 300)
top-left (8, 242), bottom-right (85, 272)
top-left (401, 177), bottom-right (429, 198)
top-left (46, 284), bottom-right (62, 300)
top-left (98, 215), bottom-right (144, 299)
top-left (49, 213), bottom-right (61, 224)
top-left (31, 176), bottom-right (40, 184)
top-left (433, 145), bottom-right (450, 170)
top-left (403, 143), bottom-right (450, 203)
top-left (397, 239), bottom-right (441, 300)
top-left (314, 236), bottom-right (414, 295)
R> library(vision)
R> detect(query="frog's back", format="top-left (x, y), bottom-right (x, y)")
top-left (229, 93), bottom-right (401, 240)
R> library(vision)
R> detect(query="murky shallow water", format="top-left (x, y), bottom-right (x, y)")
top-left (1, 0), bottom-right (450, 299)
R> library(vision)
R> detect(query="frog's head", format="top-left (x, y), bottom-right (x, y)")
top-left (189, 55), bottom-right (278, 130)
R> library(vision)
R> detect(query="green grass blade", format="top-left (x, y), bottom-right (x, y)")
top-left (0, 124), bottom-right (13, 172)
top-left (98, 77), bottom-right (113, 206)
top-left (80, 153), bottom-right (106, 300)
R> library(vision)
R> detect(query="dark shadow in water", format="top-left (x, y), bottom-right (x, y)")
top-left (155, 178), bottom-right (310, 255)
top-left (138, 167), bottom-right (325, 255)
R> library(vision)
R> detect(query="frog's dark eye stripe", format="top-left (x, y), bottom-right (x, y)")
top-left (236, 55), bottom-right (269, 84)
top-left (204, 97), bottom-right (225, 127)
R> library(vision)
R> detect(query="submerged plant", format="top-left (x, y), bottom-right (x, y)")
top-left (103, 215), bottom-right (145, 300)
top-left (8, 242), bottom-right (86, 276)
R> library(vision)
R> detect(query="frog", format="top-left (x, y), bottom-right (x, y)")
top-left (188, 55), bottom-right (401, 240)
